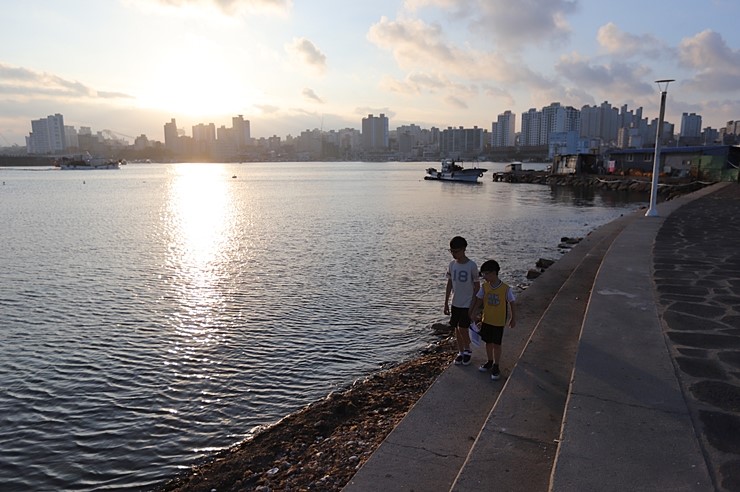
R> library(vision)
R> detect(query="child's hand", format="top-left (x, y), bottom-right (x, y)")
top-left (443, 305), bottom-right (450, 315)
top-left (509, 319), bottom-right (517, 329)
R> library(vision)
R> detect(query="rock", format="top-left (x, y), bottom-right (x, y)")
top-left (560, 236), bottom-right (582, 244)
top-left (536, 258), bottom-right (555, 269)
top-left (526, 269), bottom-right (542, 279)
top-left (431, 323), bottom-right (452, 335)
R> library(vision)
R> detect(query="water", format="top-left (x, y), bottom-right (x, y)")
top-left (0, 162), bottom-right (648, 490)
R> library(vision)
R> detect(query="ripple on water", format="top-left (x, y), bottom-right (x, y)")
top-left (0, 162), bottom-right (648, 489)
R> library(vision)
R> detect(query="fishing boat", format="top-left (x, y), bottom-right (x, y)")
top-left (424, 159), bottom-right (487, 183)
top-left (57, 153), bottom-right (121, 170)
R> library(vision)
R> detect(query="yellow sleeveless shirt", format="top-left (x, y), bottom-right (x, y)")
top-left (481, 280), bottom-right (510, 327)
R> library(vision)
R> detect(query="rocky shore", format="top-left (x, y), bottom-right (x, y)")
top-left (155, 337), bottom-right (457, 492)
top-left (492, 172), bottom-right (712, 201)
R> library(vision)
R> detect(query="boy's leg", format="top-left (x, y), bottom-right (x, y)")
top-left (454, 326), bottom-right (466, 352)
top-left (460, 324), bottom-right (472, 365)
top-left (453, 326), bottom-right (465, 364)
top-left (485, 342), bottom-right (494, 361)
top-left (460, 324), bottom-right (472, 350)
top-left (491, 343), bottom-right (503, 380)
top-left (479, 342), bottom-right (494, 371)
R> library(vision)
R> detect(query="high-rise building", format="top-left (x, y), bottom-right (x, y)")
top-left (680, 113), bottom-right (702, 138)
top-left (26, 113), bottom-right (65, 154)
top-left (232, 115), bottom-right (251, 149)
top-left (520, 108), bottom-right (542, 147)
top-left (492, 110), bottom-right (516, 147)
top-left (361, 114), bottom-right (389, 150)
top-left (192, 123), bottom-right (216, 154)
top-left (164, 118), bottom-right (179, 153)
top-left (439, 126), bottom-right (485, 157)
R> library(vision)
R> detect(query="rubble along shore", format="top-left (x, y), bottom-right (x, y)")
top-left (493, 172), bottom-right (712, 201)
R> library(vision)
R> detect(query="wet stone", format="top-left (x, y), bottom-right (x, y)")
top-left (660, 294), bottom-right (711, 304)
top-left (667, 332), bottom-right (740, 349)
top-left (691, 381), bottom-right (740, 412)
top-left (696, 279), bottom-right (725, 288)
top-left (719, 459), bottom-right (740, 492)
top-left (715, 295), bottom-right (740, 305)
top-left (718, 351), bottom-right (740, 370)
top-left (700, 410), bottom-right (740, 454)
top-left (677, 347), bottom-right (708, 357)
top-left (677, 357), bottom-right (726, 379)
top-left (667, 302), bottom-right (727, 319)
top-left (653, 269), bottom-right (696, 280)
top-left (656, 285), bottom-right (710, 296)
top-left (663, 311), bottom-right (728, 332)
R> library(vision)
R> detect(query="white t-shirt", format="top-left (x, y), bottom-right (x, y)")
top-left (447, 259), bottom-right (479, 308)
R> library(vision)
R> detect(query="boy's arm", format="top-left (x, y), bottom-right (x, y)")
top-left (469, 295), bottom-right (482, 320)
top-left (508, 301), bottom-right (517, 328)
top-left (444, 279), bottom-right (452, 314)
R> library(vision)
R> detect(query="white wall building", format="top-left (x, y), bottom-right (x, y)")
top-left (26, 113), bottom-right (66, 154)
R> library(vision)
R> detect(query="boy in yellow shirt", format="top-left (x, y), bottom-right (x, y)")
top-left (469, 260), bottom-right (516, 380)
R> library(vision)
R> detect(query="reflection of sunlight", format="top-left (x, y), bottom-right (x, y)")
top-left (165, 164), bottom-right (235, 346)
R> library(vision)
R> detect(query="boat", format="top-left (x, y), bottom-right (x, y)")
top-left (57, 153), bottom-right (121, 170)
top-left (424, 159), bottom-right (487, 183)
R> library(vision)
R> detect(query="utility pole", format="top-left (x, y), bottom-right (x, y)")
top-left (645, 79), bottom-right (674, 217)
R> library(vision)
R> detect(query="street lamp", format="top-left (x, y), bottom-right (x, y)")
top-left (645, 79), bottom-right (675, 217)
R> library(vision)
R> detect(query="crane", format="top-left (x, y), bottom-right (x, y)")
top-left (100, 129), bottom-right (135, 144)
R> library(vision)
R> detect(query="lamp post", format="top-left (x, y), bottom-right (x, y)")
top-left (645, 79), bottom-right (674, 217)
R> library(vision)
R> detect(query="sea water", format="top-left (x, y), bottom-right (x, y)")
top-left (0, 162), bottom-right (648, 490)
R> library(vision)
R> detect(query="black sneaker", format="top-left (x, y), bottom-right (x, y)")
top-left (491, 364), bottom-right (501, 381)
top-left (479, 360), bottom-right (493, 372)
top-left (462, 351), bottom-right (472, 366)
top-left (454, 353), bottom-right (464, 365)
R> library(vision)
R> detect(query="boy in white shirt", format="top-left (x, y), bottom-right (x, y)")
top-left (444, 236), bottom-right (479, 366)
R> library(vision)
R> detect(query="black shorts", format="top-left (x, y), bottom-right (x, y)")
top-left (480, 323), bottom-right (504, 345)
top-left (449, 306), bottom-right (471, 329)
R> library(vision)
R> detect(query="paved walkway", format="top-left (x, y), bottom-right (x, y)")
top-left (344, 183), bottom-right (740, 492)
top-left (654, 183), bottom-right (740, 490)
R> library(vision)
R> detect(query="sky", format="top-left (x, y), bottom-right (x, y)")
top-left (1, 0), bottom-right (740, 146)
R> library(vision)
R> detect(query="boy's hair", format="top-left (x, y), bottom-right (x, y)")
top-left (480, 259), bottom-right (500, 275)
top-left (450, 236), bottom-right (467, 249)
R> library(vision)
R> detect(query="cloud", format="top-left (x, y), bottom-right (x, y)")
top-left (285, 37), bottom-right (327, 74)
top-left (678, 30), bottom-right (740, 92)
top-left (355, 107), bottom-right (396, 119)
top-left (404, 0), bottom-right (577, 50)
top-left (0, 63), bottom-right (134, 100)
top-left (445, 95), bottom-right (468, 109)
top-left (368, 17), bottom-right (470, 72)
top-left (596, 22), bottom-right (667, 58)
top-left (554, 53), bottom-right (654, 99)
top-left (148, 0), bottom-right (292, 15)
top-left (254, 103), bottom-right (280, 114)
top-left (302, 88), bottom-right (324, 103)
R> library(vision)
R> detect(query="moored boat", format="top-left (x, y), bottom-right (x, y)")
top-left (424, 159), bottom-right (487, 183)
top-left (57, 153), bottom-right (121, 170)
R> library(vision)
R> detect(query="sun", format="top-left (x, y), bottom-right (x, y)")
top-left (137, 42), bottom-right (256, 118)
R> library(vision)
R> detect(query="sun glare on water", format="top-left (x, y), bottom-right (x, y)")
top-left (163, 164), bottom-right (241, 340)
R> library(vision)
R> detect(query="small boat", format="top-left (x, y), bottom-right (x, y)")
top-left (424, 159), bottom-right (487, 183)
top-left (58, 153), bottom-right (121, 170)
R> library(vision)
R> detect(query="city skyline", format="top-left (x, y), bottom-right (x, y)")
top-left (2, 0), bottom-right (740, 147)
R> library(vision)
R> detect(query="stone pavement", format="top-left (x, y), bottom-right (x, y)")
top-left (344, 182), bottom-right (740, 492)
top-left (654, 183), bottom-right (740, 490)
